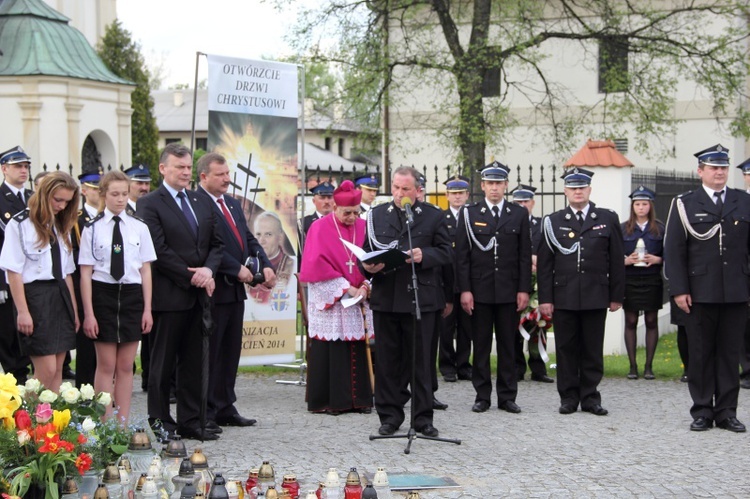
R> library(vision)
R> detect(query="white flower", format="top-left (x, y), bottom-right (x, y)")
top-left (59, 381), bottom-right (74, 393)
top-left (97, 391), bottom-right (112, 407)
top-left (61, 387), bottom-right (80, 404)
top-left (81, 417), bottom-right (97, 433)
top-left (24, 378), bottom-right (41, 393)
top-left (16, 384), bottom-right (25, 396)
top-left (38, 389), bottom-right (58, 403)
top-left (79, 384), bottom-right (95, 401)
top-left (17, 429), bottom-right (30, 445)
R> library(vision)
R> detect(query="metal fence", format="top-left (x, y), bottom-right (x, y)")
top-left (631, 167), bottom-right (700, 222)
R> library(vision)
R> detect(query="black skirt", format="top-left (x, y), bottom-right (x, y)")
top-left (91, 281), bottom-right (144, 343)
top-left (19, 280), bottom-right (75, 356)
top-left (623, 274), bottom-right (663, 312)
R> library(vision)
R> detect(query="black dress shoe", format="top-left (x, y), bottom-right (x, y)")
top-left (204, 420), bottom-right (223, 434)
top-left (472, 400), bottom-right (490, 413)
top-left (643, 370), bottom-right (655, 380)
top-left (627, 368), bottom-right (638, 380)
top-left (559, 403), bottom-right (577, 415)
top-left (498, 400), bottom-right (522, 414)
top-left (716, 417), bottom-right (746, 433)
top-left (741, 378), bottom-right (750, 390)
top-left (517, 374), bottom-right (525, 382)
top-left (177, 426), bottom-right (220, 441)
top-left (417, 423), bottom-right (439, 437)
top-left (216, 414), bottom-right (257, 427)
top-left (62, 368), bottom-right (76, 380)
top-left (443, 372), bottom-right (458, 382)
top-left (457, 370), bottom-right (472, 380)
top-left (531, 374), bottom-right (554, 383)
top-left (378, 423), bottom-right (397, 436)
top-left (582, 404), bottom-right (608, 416)
top-left (433, 397), bottom-right (448, 410)
top-left (680, 373), bottom-right (688, 383)
top-left (690, 416), bottom-right (712, 431)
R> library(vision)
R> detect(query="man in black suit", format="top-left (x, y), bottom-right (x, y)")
top-left (455, 163), bottom-right (532, 414)
top-left (665, 144), bottom-right (750, 433)
top-left (537, 167), bottom-right (624, 416)
top-left (438, 175), bottom-right (473, 383)
top-left (195, 152), bottom-right (276, 429)
top-left (138, 143), bottom-right (224, 441)
top-left (0, 146), bottom-right (33, 384)
top-left (362, 166), bottom-right (452, 438)
top-left (510, 184), bottom-right (554, 383)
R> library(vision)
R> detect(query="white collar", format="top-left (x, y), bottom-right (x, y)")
top-left (484, 199), bottom-right (505, 212)
top-left (702, 183), bottom-right (725, 201)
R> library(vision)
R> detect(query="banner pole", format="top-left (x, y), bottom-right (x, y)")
top-left (299, 64), bottom-right (306, 250)
top-left (190, 51), bottom-right (205, 157)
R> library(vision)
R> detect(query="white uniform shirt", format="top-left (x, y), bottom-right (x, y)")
top-left (0, 213), bottom-right (75, 283)
top-left (78, 208), bottom-right (156, 284)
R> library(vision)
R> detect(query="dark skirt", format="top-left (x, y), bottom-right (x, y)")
top-left (19, 280), bottom-right (75, 356)
top-left (306, 338), bottom-right (374, 413)
top-left (91, 281), bottom-right (144, 343)
top-left (624, 274), bottom-right (664, 312)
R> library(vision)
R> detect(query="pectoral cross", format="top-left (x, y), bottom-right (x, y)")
top-left (346, 259), bottom-right (355, 273)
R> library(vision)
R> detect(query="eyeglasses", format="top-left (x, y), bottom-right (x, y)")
top-left (339, 209), bottom-right (360, 216)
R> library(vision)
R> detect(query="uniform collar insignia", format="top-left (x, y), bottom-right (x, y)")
top-left (387, 205), bottom-right (394, 213)
top-left (531, 219), bottom-right (538, 225)
top-left (506, 206), bottom-right (511, 213)
top-left (591, 212), bottom-right (597, 219)
top-left (415, 206), bottom-right (422, 214)
top-left (480, 207), bottom-right (487, 213)
top-left (564, 213), bottom-right (571, 220)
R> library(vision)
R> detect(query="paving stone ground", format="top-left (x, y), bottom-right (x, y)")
top-left (129, 373), bottom-right (750, 498)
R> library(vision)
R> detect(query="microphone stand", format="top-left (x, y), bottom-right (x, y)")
top-left (370, 204), bottom-right (461, 454)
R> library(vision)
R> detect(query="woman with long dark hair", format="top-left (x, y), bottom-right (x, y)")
top-left (0, 171), bottom-right (80, 392)
top-left (622, 186), bottom-right (664, 380)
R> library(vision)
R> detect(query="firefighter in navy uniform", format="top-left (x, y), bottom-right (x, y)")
top-left (455, 162), bottom-right (532, 414)
top-left (300, 181), bottom-right (335, 238)
top-left (537, 167), bottom-right (625, 416)
top-left (362, 166), bottom-right (452, 438)
top-left (665, 144), bottom-right (750, 433)
top-left (439, 175), bottom-right (473, 383)
top-left (510, 184), bottom-right (554, 383)
top-left (71, 171), bottom-right (102, 388)
top-left (0, 146), bottom-right (33, 384)
top-left (354, 174), bottom-right (379, 217)
top-left (124, 164), bottom-right (152, 217)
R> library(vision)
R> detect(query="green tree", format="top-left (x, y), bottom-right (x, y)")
top-left (279, 0), bottom-right (750, 172)
top-left (97, 20), bottom-right (160, 172)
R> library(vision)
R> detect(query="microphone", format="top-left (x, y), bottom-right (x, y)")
top-left (402, 196), bottom-right (415, 224)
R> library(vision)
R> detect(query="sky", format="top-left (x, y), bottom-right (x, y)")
top-left (116, 0), bottom-right (296, 89)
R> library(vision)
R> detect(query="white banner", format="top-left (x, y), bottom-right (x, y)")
top-left (206, 54), bottom-right (298, 118)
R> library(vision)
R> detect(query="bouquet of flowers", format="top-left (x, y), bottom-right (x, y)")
top-left (519, 299), bottom-right (553, 363)
top-left (0, 374), bottom-right (125, 499)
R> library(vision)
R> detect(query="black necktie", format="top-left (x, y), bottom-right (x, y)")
top-left (50, 237), bottom-right (63, 282)
top-left (110, 216), bottom-right (124, 281)
top-left (177, 191), bottom-right (198, 237)
top-left (714, 191), bottom-right (724, 212)
top-left (576, 210), bottom-right (584, 227)
top-left (492, 205), bottom-right (499, 218)
top-left (16, 191), bottom-right (24, 206)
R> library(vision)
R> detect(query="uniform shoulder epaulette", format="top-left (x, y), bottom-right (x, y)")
top-left (677, 190), bottom-right (693, 198)
top-left (128, 213), bottom-right (146, 224)
top-left (85, 212), bottom-right (105, 227)
top-left (12, 208), bottom-right (29, 222)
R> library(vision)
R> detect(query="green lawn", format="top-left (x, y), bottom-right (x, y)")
top-left (120, 331), bottom-right (685, 380)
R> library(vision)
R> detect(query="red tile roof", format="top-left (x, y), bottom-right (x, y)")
top-left (564, 139), bottom-right (633, 168)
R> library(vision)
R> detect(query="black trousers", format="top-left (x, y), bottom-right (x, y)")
top-left (471, 302), bottom-right (518, 405)
top-left (553, 308), bottom-right (607, 409)
top-left (147, 304), bottom-right (205, 430)
top-left (373, 311), bottom-right (435, 430)
top-left (515, 331), bottom-right (547, 379)
top-left (739, 310), bottom-right (750, 380)
top-left (685, 302), bottom-right (744, 422)
top-left (207, 301), bottom-right (244, 421)
top-left (0, 299), bottom-right (29, 382)
top-left (439, 293), bottom-right (472, 377)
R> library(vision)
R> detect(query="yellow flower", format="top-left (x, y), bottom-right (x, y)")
top-left (0, 373), bottom-right (20, 420)
top-left (53, 409), bottom-right (71, 433)
top-left (2, 416), bottom-right (15, 430)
